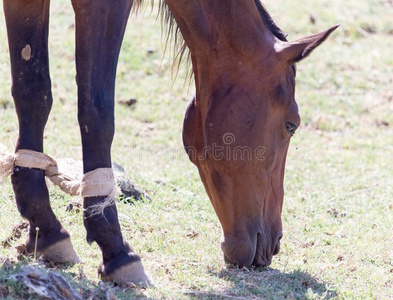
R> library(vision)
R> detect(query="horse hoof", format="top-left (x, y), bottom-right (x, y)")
top-left (39, 238), bottom-right (81, 264)
top-left (99, 260), bottom-right (154, 288)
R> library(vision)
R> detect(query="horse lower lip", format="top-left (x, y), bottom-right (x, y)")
top-left (251, 232), bottom-right (280, 267)
top-left (252, 249), bottom-right (273, 267)
top-left (252, 233), bottom-right (269, 267)
top-left (252, 255), bottom-right (272, 267)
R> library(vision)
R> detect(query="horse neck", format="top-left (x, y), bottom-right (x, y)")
top-left (165, 0), bottom-right (275, 53)
top-left (165, 0), bottom-right (276, 129)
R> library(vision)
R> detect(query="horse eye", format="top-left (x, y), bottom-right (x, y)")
top-left (285, 121), bottom-right (298, 136)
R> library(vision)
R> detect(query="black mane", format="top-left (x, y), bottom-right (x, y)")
top-left (133, 0), bottom-right (289, 74)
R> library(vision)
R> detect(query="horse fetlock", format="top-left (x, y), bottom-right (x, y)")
top-left (12, 167), bottom-right (54, 221)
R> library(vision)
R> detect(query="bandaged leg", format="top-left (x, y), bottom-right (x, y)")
top-left (0, 148), bottom-right (81, 263)
top-left (72, 0), bottom-right (151, 285)
top-left (80, 168), bottom-right (152, 286)
top-left (3, 0), bottom-right (80, 264)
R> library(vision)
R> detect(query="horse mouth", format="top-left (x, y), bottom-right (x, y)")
top-left (221, 231), bottom-right (282, 268)
top-left (251, 232), bottom-right (282, 267)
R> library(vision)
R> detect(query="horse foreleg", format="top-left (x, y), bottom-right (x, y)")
top-left (71, 0), bottom-right (152, 287)
top-left (3, 0), bottom-right (79, 263)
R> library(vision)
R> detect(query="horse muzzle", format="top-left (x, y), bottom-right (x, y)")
top-left (221, 230), bottom-right (283, 268)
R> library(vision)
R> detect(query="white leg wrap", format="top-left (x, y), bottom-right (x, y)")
top-left (81, 168), bottom-right (119, 218)
top-left (0, 145), bottom-right (118, 213)
top-left (0, 143), bottom-right (15, 180)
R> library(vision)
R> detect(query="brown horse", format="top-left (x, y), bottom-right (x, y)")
top-left (1, 0), bottom-right (337, 287)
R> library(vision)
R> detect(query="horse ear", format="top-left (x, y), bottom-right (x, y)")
top-left (276, 25), bottom-right (339, 65)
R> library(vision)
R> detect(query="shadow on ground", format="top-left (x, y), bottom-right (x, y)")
top-left (1, 258), bottom-right (337, 299)
top-left (186, 267), bottom-right (338, 299)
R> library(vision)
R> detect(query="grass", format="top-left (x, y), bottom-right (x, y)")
top-left (1, 0), bottom-right (393, 299)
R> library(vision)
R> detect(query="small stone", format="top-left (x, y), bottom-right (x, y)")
top-left (118, 98), bottom-right (137, 107)
top-left (146, 47), bottom-right (156, 55)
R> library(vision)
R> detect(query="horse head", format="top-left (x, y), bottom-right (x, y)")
top-left (177, 0), bottom-right (338, 267)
